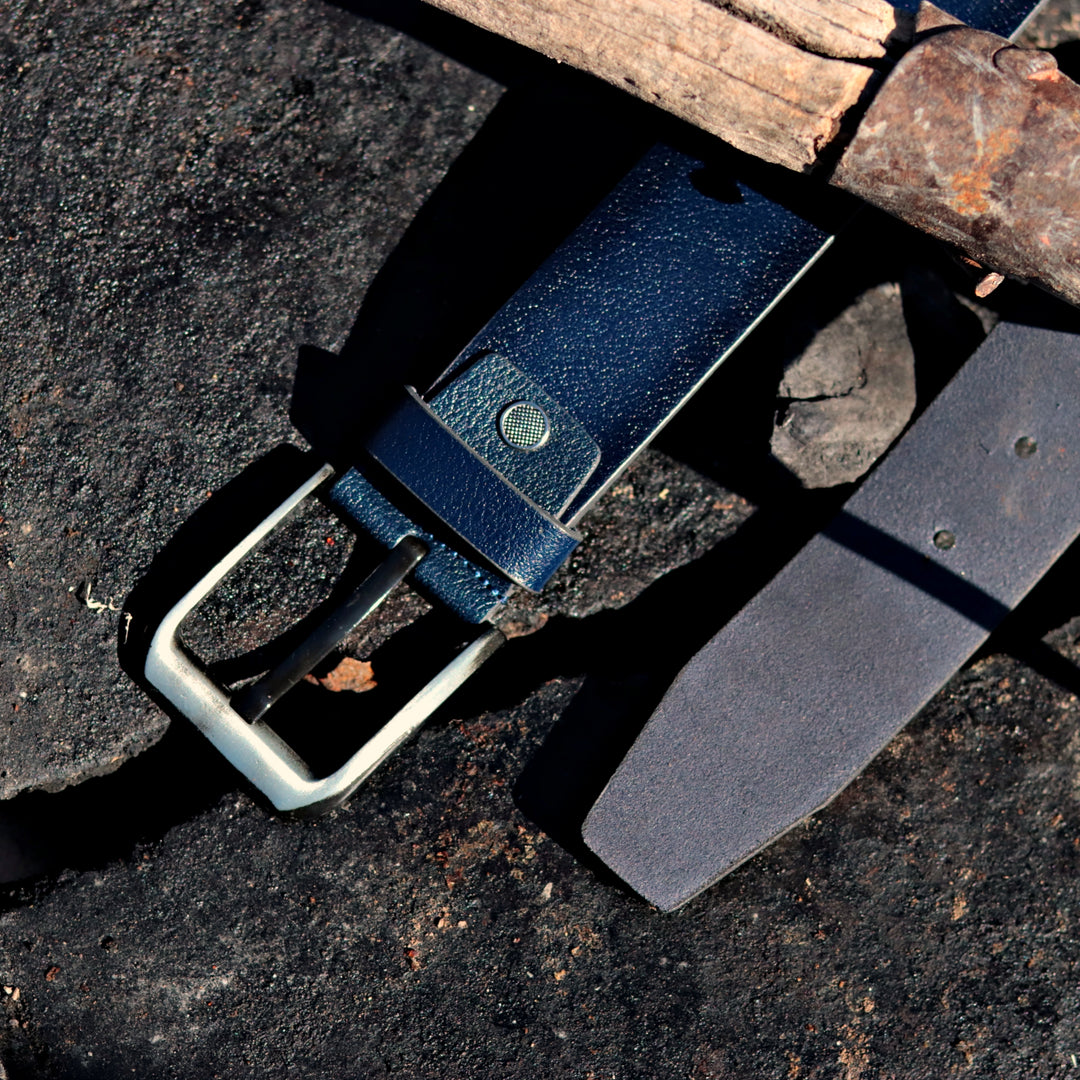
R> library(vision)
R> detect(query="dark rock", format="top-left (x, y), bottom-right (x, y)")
top-left (0, 0), bottom-right (499, 796)
top-left (1, 635), bottom-right (1080, 1076)
top-left (498, 448), bottom-right (753, 627)
top-left (770, 283), bottom-right (917, 488)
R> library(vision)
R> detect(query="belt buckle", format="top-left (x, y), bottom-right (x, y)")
top-left (142, 462), bottom-right (505, 815)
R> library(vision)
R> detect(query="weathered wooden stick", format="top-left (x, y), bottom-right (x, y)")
top-left (424, 0), bottom-right (1080, 306)
top-left (422, 0), bottom-right (898, 171)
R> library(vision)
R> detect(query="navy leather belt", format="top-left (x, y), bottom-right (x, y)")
top-left (140, 0), bottom-right (1037, 814)
top-left (326, 141), bottom-right (838, 623)
top-left (143, 141), bottom-right (835, 812)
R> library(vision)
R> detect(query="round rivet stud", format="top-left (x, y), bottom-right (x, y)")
top-left (1014, 436), bottom-right (1038, 458)
top-left (933, 529), bottom-right (957, 551)
top-left (498, 401), bottom-right (551, 451)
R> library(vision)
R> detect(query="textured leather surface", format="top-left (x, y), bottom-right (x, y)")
top-left (329, 468), bottom-right (514, 624)
top-left (364, 386), bottom-right (582, 591)
top-left (427, 354), bottom-right (600, 517)
top-left (332, 145), bottom-right (834, 617)
top-left (436, 145), bottom-right (837, 525)
top-left (331, 0), bottom-right (1032, 620)
top-left (584, 320), bottom-right (1080, 910)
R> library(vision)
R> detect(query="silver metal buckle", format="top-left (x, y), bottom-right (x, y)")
top-left (144, 464), bottom-right (504, 814)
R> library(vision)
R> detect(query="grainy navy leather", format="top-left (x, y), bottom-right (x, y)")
top-left (331, 144), bottom-right (836, 619)
top-left (329, 468), bottom-right (513, 624)
top-left (424, 354), bottom-right (601, 518)
top-left (330, 0), bottom-right (1033, 623)
top-left (364, 386), bottom-right (582, 592)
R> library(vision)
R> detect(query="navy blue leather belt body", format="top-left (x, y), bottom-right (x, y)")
top-left (328, 143), bottom-right (837, 622)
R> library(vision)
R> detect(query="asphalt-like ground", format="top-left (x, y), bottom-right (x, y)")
top-left (3, 0), bottom-right (1080, 1076)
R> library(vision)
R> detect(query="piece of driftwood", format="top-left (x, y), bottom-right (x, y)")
top-left (422, 0), bottom-right (893, 170)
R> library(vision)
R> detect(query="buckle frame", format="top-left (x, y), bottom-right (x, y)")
top-left (143, 464), bottom-right (505, 814)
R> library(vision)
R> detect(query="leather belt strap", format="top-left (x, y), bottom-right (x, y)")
top-left (584, 318), bottom-right (1080, 910)
top-left (328, 143), bottom-right (835, 621)
top-left (326, 0), bottom-right (1034, 624)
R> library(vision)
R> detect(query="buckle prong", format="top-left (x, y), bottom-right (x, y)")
top-left (143, 463), bottom-right (505, 814)
top-left (231, 534), bottom-right (427, 723)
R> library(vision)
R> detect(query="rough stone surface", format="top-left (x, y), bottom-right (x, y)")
top-left (0, 0), bottom-right (752, 798)
top-left (0, 0), bottom-right (503, 796)
top-left (1, 0), bottom-right (1080, 1076)
top-left (3, 619), bottom-right (1080, 1077)
top-left (501, 448), bottom-right (754, 625)
top-left (771, 282), bottom-right (918, 488)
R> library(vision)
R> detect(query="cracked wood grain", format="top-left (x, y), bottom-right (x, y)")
top-left (423, 0), bottom-right (896, 170)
